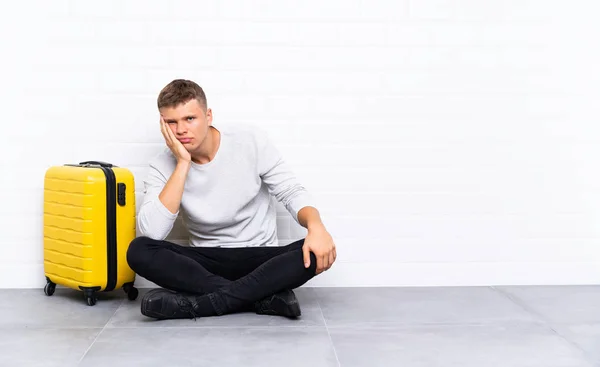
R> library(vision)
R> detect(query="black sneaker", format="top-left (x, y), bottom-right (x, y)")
top-left (254, 289), bottom-right (301, 318)
top-left (141, 288), bottom-right (200, 320)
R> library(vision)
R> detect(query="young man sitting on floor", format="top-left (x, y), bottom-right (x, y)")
top-left (126, 79), bottom-right (336, 320)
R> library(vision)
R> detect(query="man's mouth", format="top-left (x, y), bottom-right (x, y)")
top-left (178, 138), bottom-right (192, 144)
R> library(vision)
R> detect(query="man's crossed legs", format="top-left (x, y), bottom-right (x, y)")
top-left (126, 237), bottom-right (318, 320)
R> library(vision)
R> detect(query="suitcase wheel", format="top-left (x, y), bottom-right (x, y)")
top-left (82, 288), bottom-right (97, 306)
top-left (44, 280), bottom-right (56, 296)
top-left (86, 296), bottom-right (97, 306)
top-left (123, 282), bottom-right (139, 301)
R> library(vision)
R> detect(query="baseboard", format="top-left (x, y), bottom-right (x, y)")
top-left (2, 262), bottom-right (600, 288)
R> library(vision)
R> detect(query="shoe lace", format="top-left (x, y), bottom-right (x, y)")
top-left (256, 295), bottom-right (274, 313)
top-left (176, 295), bottom-right (200, 321)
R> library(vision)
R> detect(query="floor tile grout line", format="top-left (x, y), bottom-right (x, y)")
top-left (105, 297), bottom-right (127, 328)
top-left (489, 286), bottom-right (549, 323)
top-left (77, 326), bottom-right (105, 365)
top-left (77, 299), bottom-right (124, 364)
top-left (490, 286), bottom-right (561, 329)
top-left (100, 324), bottom-right (329, 329)
top-left (490, 286), bottom-right (598, 366)
top-left (315, 292), bottom-right (341, 367)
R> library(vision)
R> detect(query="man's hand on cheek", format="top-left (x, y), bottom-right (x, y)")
top-left (160, 116), bottom-right (191, 164)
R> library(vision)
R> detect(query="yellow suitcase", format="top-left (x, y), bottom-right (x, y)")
top-left (43, 161), bottom-right (139, 306)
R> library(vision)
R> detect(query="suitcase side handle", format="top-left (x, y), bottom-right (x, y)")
top-left (78, 161), bottom-right (114, 167)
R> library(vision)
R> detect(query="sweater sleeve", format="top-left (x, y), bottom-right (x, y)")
top-left (255, 128), bottom-right (315, 224)
top-left (136, 162), bottom-right (178, 240)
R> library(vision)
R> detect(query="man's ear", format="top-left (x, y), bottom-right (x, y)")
top-left (206, 108), bottom-right (213, 125)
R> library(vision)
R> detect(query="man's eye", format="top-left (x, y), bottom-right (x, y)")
top-left (187, 117), bottom-right (194, 121)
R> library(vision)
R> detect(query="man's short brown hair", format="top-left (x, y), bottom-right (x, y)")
top-left (157, 79), bottom-right (207, 111)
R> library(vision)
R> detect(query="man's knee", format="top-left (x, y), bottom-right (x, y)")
top-left (126, 236), bottom-right (152, 272)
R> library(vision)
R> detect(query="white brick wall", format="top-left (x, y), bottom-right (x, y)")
top-left (1, 0), bottom-right (600, 288)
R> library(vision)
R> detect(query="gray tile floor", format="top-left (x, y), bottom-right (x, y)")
top-left (1, 286), bottom-right (600, 366)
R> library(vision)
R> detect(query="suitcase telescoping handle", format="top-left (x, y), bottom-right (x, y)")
top-left (78, 161), bottom-right (114, 167)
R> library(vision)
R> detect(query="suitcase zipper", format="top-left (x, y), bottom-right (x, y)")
top-left (99, 166), bottom-right (118, 292)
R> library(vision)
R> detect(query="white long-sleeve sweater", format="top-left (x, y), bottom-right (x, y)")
top-left (136, 123), bottom-right (314, 247)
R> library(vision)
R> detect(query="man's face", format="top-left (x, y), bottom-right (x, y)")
top-left (159, 99), bottom-right (213, 152)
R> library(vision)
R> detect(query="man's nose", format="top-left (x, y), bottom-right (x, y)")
top-left (176, 123), bottom-right (187, 135)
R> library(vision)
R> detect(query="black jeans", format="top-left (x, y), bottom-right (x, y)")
top-left (126, 236), bottom-right (318, 316)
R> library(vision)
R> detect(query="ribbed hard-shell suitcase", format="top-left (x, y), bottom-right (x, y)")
top-left (43, 161), bottom-right (139, 306)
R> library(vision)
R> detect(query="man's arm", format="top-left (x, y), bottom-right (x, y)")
top-left (297, 206), bottom-right (337, 274)
top-left (158, 161), bottom-right (190, 214)
top-left (255, 128), bottom-right (336, 273)
top-left (137, 117), bottom-right (192, 240)
top-left (137, 163), bottom-right (180, 240)
top-left (157, 116), bottom-right (192, 214)
top-left (297, 206), bottom-right (324, 231)
top-left (255, 128), bottom-right (315, 223)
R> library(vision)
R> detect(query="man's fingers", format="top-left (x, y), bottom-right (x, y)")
top-left (160, 119), bottom-right (171, 145)
top-left (164, 122), bottom-right (176, 144)
top-left (165, 122), bottom-right (176, 139)
top-left (302, 245), bottom-right (311, 268)
top-left (166, 123), bottom-right (186, 151)
top-left (319, 256), bottom-right (327, 274)
top-left (328, 251), bottom-right (335, 268)
top-left (160, 117), bottom-right (178, 148)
